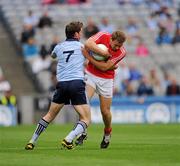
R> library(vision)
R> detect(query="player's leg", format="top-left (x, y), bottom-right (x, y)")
top-left (25, 82), bottom-right (66, 150)
top-left (85, 72), bottom-right (97, 99)
top-left (95, 77), bottom-right (113, 149)
top-left (99, 96), bottom-right (112, 148)
top-left (86, 83), bottom-right (96, 99)
top-left (61, 80), bottom-right (91, 149)
top-left (62, 104), bottom-right (91, 149)
top-left (99, 95), bottom-right (112, 149)
top-left (75, 81), bottom-right (96, 146)
top-left (99, 96), bottom-right (112, 128)
top-left (25, 102), bottom-right (64, 150)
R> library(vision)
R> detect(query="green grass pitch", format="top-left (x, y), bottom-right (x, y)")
top-left (0, 124), bottom-right (180, 166)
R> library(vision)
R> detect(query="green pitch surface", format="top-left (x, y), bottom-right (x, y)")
top-left (0, 124), bottom-right (180, 166)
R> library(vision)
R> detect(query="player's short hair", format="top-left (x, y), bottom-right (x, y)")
top-left (111, 31), bottom-right (126, 43)
top-left (65, 21), bottom-right (83, 39)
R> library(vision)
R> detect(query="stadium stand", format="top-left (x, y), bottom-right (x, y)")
top-left (0, 0), bottom-right (180, 96)
top-left (0, 21), bottom-right (35, 96)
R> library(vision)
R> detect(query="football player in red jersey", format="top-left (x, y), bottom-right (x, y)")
top-left (77, 31), bottom-right (126, 148)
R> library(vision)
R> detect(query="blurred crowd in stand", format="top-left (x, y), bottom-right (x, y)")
top-left (10, 0), bottom-right (180, 96)
top-left (41, 0), bottom-right (89, 5)
top-left (113, 62), bottom-right (180, 96)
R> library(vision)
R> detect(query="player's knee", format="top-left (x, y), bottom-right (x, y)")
top-left (81, 117), bottom-right (91, 126)
top-left (45, 111), bottom-right (57, 122)
top-left (101, 109), bottom-right (110, 118)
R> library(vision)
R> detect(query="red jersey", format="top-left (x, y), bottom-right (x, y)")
top-left (86, 32), bottom-right (126, 79)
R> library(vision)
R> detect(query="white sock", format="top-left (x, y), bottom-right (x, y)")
top-left (29, 118), bottom-right (49, 144)
top-left (65, 121), bottom-right (87, 143)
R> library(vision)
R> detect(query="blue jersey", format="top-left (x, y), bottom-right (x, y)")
top-left (52, 39), bottom-right (85, 82)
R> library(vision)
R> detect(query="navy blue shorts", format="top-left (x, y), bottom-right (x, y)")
top-left (52, 80), bottom-right (88, 105)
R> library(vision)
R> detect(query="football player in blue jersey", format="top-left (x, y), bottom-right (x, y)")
top-left (25, 21), bottom-right (91, 150)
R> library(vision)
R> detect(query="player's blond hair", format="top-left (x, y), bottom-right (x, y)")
top-left (111, 31), bottom-right (126, 43)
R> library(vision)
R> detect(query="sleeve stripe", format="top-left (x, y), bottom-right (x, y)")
top-left (90, 32), bottom-right (109, 41)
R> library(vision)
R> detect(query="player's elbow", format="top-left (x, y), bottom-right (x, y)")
top-left (51, 53), bottom-right (57, 59)
top-left (102, 65), bottom-right (115, 71)
top-left (101, 68), bottom-right (108, 71)
top-left (99, 66), bottom-right (109, 71)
